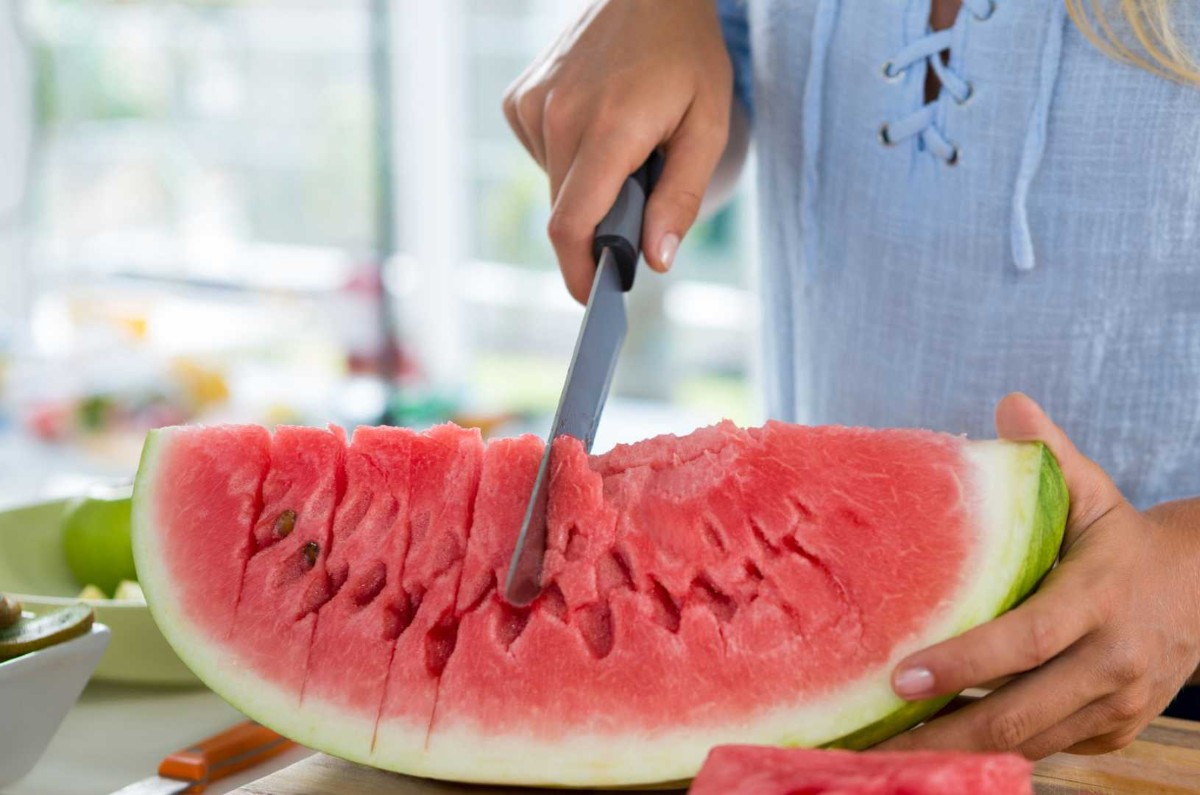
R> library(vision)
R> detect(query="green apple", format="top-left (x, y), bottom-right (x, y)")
top-left (62, 488), bottom-right (136, 598)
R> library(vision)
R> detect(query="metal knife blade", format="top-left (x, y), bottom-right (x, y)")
top-left (109, 775), bottom-right (190, 795)
top-left (504, 153), bottom-right (662, 607)
top-left (503, 249), bottom-right (628, 606)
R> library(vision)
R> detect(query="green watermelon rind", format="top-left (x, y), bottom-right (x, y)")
top-left (820, 442), bottom-right (1068, 752)
top-left (133, 431), bottom-right (1068, 787)
top-left (998, 442), bottom-right (1068, 613)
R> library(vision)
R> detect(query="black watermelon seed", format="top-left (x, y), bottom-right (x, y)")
top-left (302, 541), bottom-right (319, 568)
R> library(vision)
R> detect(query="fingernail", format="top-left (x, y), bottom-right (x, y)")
top-left (894, 666), bottom-right (934, 698)
top-left (658, 233), bottom-right (680, 271)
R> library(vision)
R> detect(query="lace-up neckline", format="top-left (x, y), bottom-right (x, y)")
top-left (879, 0), bottom-right (995, 164)
top-left (795, 0), bottom-right (1068, 274)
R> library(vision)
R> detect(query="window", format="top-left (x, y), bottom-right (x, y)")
top-left (2, 0), bottom-right (758, 468)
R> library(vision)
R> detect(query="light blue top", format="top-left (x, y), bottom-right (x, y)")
top-left (718, 0), bottom-right (1200, 509)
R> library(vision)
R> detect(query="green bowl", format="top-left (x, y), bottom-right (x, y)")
top-left (0, 498), bottom-right (200, 687)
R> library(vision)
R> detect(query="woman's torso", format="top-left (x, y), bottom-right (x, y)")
top-left (729, 0), bottom-right (1200, 509)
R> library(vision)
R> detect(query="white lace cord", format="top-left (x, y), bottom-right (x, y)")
top-left (880, 0), bottom-right (994, 163)
top-left (1011, 0), bottom-right (1068, 272)
top-left (799, 0), bottom-right (840, 278)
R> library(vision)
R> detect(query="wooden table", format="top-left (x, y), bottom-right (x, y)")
top-left (236, 715), bottom-right (1200, 794)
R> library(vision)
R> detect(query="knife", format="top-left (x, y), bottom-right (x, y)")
top-left (108, 721), bottom-right (294, 795)
top-left (504, 152), bottom-right (663, 607)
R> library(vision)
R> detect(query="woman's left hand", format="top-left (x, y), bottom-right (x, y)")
top-left (878, 393), bottom-right (1200, 758)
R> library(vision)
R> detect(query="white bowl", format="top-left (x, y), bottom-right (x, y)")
top-left (0, 623), bottom-right (110, 787)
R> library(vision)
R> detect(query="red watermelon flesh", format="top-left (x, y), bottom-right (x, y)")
top-left (149, 424), bottom-right (269, 641)
top-left (231, 425), bottom-right (347, 703)
top-left (374, 424), bottom-right (484, 756)
top-left (303, 426), bottom-right (415, 753)
top-left (689, 746), bottom-right (1034, 795)
top-left (133, 420), bottom-right (1066, 786)
top-left (435, 423), bottom-right (967, 742)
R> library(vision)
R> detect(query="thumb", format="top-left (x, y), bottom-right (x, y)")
top-left (642, 108), bottom-right (728, 273)
top-left (994, 392), bottom-right (1125, 545)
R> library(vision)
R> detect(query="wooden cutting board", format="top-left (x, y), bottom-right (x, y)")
top-left (235, 715), bottom-right (1200, 795)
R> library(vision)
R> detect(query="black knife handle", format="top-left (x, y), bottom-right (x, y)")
top-left (592, 151), bottom-right (664, 292)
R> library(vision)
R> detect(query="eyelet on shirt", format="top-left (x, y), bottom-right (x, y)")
top-left (973, 0), bottom-right (996, 21)
top-left (878, 1), bottom-right (990, 163)
top-left (881, 60), bottom-right (902, 81)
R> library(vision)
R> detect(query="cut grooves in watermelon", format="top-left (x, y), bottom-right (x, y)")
top-left (133, 420), bottom-right (1066, 786)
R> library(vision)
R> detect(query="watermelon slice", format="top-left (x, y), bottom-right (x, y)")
top-left (690, 746), bottom-right (1034, 794)
top-left (132, 420), bottom-right (1066, 787)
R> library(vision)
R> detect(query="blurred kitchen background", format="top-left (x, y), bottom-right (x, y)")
top-left (0, 0), bottom-right (761, 504)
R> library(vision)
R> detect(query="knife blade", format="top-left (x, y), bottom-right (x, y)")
top-left (504, 152), bottom-right (662, 607)
top-left (108, 721), bottom-right (294, 795)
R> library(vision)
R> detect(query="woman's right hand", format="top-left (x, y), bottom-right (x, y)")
top-left (503, 0), bottom-right (733, 303)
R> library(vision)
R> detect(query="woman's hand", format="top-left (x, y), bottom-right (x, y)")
top-left (879, 393), bottom-right (1200, 758)
top-left (502, 0), bottom-right (733, 302)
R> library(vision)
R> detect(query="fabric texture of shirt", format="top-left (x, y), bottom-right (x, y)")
top-left (719, 0), bottom-right (1200, 511)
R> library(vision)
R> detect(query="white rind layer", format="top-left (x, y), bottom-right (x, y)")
top-left (134, 434), bottom-right (1049, 786)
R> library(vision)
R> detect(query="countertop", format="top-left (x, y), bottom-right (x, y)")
top-left (4, 681), bottom-right (312, 795)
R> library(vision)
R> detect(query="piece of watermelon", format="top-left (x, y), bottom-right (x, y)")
top-left (132, 420), bottom-right (1066, 787)
top-left (690, 746), bottom-right (1034, 794)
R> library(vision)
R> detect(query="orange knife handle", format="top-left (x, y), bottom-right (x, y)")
top-left (158, 721), bottom-right (294, 793)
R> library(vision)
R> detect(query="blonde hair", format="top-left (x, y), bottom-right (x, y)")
top-left (1066, 0), bottom-right (1200, 84)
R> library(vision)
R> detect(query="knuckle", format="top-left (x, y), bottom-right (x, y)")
top-left (516, 90), bottom-right (543, 126)
top-left (661, 188), bottom-right (704, 220)
top-left (546, 210), bottom-right (583, 246)
top-left (984, 710), bottom-right (1030, 751)
top-left (957, 657), bottom-right (989, 688)
top-left (1082, 577), bottom-right (1117, 624)
top-left (1105, 694), bottom-right (1143, 724)
top-left (1024, 612), bottom-right (1059, 669)
top-left (1107, 646), bottom-right (1149, 686)
top-left (541, 93), bottom-right (574, 137)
